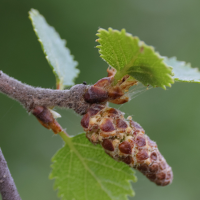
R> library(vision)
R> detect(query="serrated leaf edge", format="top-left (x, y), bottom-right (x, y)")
top-left (50, 134), bottom-right (136, 200)
top-left (29, 9), bottom-right (80, 87)
top-left (164, 56), bottom-right (200, 83)
top-left (96, 28), bottom-right (174, 89)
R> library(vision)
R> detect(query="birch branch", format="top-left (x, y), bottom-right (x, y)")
top-left (0, 148), bottom-right (21, 200)
top-left (0, 71), bottom-right (91, 115)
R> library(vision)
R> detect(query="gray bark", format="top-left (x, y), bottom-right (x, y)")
top-left (0, 71), bottom-right (91, 115)
top-left (0, 148), bottom-right (21, 200)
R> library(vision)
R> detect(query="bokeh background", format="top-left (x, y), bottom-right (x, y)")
top-left (0, 0), bottom-right (200, 199)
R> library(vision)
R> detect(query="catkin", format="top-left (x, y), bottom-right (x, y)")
top-left (81, 104), bottom-right (173, 186)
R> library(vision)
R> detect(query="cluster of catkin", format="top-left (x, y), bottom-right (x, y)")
top-left (81, 104), bottom-right (173, 186)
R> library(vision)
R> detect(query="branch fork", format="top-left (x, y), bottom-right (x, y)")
top-left (0, 68), bottom-right (137, 198)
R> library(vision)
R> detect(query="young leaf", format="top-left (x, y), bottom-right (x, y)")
top-left (164, 57), bottom-right (200, 83)
top-left (50, 133), bottom-right (136, 200)
top-left (96, 28), bottom-right (174, 89)
top-left (29, 9), bottom-right (79, 89)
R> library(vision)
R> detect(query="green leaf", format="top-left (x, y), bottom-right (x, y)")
top-left (29, 9), bottom-right (79, 89)
top-left (164, 57), bottom-right (200, 83)
top-left (96, 28), bottom-right (174, 89)
top-left (50, 133), bottom-right (136, 200)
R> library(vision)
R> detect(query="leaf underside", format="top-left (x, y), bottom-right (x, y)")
top-left (96, 28), bottom-right (174, 89)
top-left (50, 133), bottom-right (136, 200)
top-left (29, 9), bottom-right (79, 89)
top-left (164, 57), bottom-right (200, 83)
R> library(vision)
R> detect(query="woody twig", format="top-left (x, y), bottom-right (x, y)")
top-left (0, 148), bottom-right (21, 200)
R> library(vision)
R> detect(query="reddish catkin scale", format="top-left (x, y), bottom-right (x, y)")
top-left (83, 67), bottom-right (138, 104)
top-left (81, 104), bottom-right (173, 186)
top-left (32, 106), bottom-right (62, 134)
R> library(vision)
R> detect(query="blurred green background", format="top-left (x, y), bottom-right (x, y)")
top-left (0, 0), bottom-right (200, 199)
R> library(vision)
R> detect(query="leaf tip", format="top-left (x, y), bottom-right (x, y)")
top-left (121, 28), bottom-right (126, 35)
top-left (97, 27), bottom-right (107, 34)
top-left (108, 27), bottom-right (113, 32)
top-left (161, 85), bottom-right (166, 90)
top-left (28, 8), bottom-right (39, 18)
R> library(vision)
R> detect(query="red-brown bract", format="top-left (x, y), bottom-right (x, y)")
top-left (81, 104), bottom-right (173, 186)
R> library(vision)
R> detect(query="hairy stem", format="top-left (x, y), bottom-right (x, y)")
top-left (0, 148), bottom-right (21, 200)
top-left (0, 71), bottom-right (90, 115)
